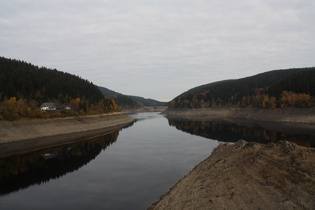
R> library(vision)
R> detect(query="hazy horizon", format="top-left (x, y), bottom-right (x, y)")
top-left (1, 0), bottom-right (315, 101)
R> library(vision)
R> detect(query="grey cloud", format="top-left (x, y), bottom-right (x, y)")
top-left (0, 0), bottom-right (314, 101)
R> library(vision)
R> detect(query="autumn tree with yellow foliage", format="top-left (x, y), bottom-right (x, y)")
top-left (0, 57), bottom-right (121, 120)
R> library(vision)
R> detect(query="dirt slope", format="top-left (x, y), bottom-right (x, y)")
top-left (149, 141), bottom-right (315, 210)
top-left (0, 113), bottom-right (133, 143)
top-left (0, 113), bottom-right (134, 157)
top-left (165, 107), bottom-right (315, 124)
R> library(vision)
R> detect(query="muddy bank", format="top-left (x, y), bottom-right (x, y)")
top-left (149, 140), bottom-right (315, 210)
top-left (165, 107), bottom-right (315, 124)
top-left (0, 113), bottom-right (134, 157)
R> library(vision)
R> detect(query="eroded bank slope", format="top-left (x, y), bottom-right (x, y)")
top-left (0, 113), bottom-right (134, 157)
top-left (165, 107), bottom-right (315, 124)
top-left (149, 141), bottom-right (315, 210)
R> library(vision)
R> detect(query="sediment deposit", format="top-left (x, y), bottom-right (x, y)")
top-left (165, 107), bottom-right (315, 124)
top-left (0, 113), bottom-right (134, 157)
top-left (149, 140), bottom-right (315, 210)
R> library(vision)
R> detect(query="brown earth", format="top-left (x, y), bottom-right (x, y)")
top-left (165, 107), bottom-right (315, 124)
top-left (0, 113), bottom-right (134, 157)
top-left (149, 140), bottom-right (315, 210)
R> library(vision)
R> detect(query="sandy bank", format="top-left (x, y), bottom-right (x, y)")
top-left (165, 107), bottom-right (315, 124)
top-left (0, 113), bottom-right (134, 157)
top-left (149, 141), bottom-right (315, 210)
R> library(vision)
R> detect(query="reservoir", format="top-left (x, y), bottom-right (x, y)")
top-left (0, 112), bottom-right (314, 209)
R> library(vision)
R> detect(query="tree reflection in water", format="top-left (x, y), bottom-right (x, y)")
top-left (0, 131), bottom-right (119, 196)
top-left (167, 118), bottom-right (315, 147)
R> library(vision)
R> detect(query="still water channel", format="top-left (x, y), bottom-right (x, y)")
top-left (0, 112), bottom-right (314, 210)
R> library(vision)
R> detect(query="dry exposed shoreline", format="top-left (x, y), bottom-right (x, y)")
top-left (149, 140), bottom-right (315, 209)
top-left (165, 107), bottom-right (315, 124)
top-left (150, 107), bottom-right (315, 209)
top-left (0, 113), bottom-right (134, 157)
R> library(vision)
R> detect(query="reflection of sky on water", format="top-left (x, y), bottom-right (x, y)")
top-left (2, 112), bottom-right (314, 210)
top-left (127, 112), bottom-right (163, 121)
top-left (0, 112), bottom-right (218, 210)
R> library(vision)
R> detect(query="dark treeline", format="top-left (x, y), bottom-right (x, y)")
top-left (98, 86), bottom-right (168, 107)
top-left (169, 67), bottom-right (315, 109)
top-left (267, 69), bottom-right (315, 96)
top-left (0, 57), bottom-right (103, 103)
top-left (115, 94), bottom-right (140, 107)
top-left (0, 57), bottom-right (120, 120)
top-left (127, 95), bottom-right (168, 106)
top-left (98, 86), bottom-right (140, 108)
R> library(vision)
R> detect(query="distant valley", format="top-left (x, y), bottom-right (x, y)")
top-left (1, 56), bottom-right (314, 121)
top-left (0, 57), bottom-right (165, 120)
top-left (98, 86), bottom-right (168, 108)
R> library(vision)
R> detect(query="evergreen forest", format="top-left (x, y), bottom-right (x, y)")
top-left (98, 86), bottom-right (167, 107)
top-left (0, 57), bottom-right (120, 120)
top-left (169, 67), bottom-right (315, 109)
top-left (97, 86), bottom-right (140, 108)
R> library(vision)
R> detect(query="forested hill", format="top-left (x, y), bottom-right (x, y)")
top-left (0, 57), bottom-right (104, 103)
top-left (98, 86), bottom-right (139, 108)
top-left (0, 57), bottom-right (119, 120)
top-left (169, 67), bottom-right (315, 109)
top-left (126, 95), bottom-right (168, 107)
top-left (98, 86), bottom-right (167, 107)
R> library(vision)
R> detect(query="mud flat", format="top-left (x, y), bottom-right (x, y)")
top-left (149, 140), bottom-right (315, 210)
top-left (0, 113), bottom-right (134, 157)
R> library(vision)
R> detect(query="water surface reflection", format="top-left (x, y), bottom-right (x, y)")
top-left (167, 118), bottom-right (315, 147)
top-left (0, 131), bottom-right (119, 195)
top-left (0, 113), bottom-right (218, 210)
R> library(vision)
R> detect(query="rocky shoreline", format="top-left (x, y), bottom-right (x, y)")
top-left (149, 140), bottom-right (315, 210)
top-left (0, 113), bottom-right (134, 157)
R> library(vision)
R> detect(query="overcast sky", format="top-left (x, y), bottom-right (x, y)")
top-left (1, 0), bottom-right (314, 101)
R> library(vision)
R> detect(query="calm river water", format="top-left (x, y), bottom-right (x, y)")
top-left (0, 112), bottom-right (314, 210)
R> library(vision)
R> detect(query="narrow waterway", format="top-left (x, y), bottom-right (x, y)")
top-left (1, 112), bottom-right (314, 210)
top-left (0, 113), bottom-right (219, 210)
